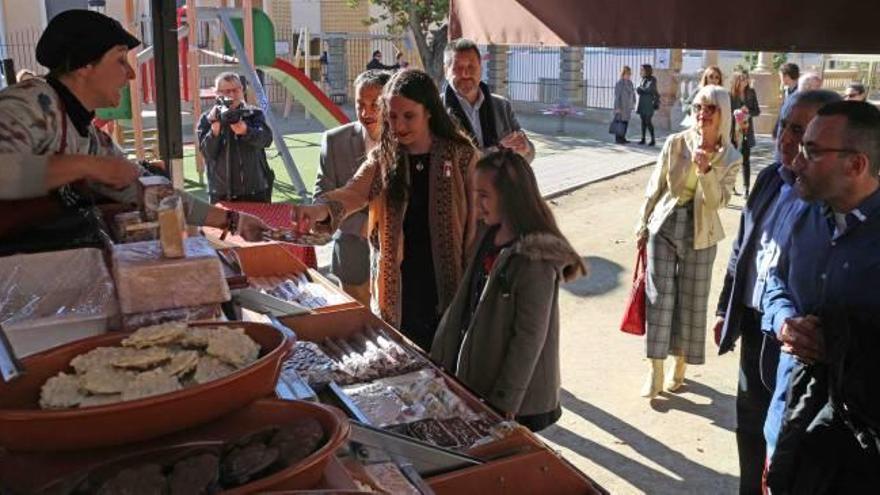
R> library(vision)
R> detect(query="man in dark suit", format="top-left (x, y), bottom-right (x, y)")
top-left (315, 70), bottom-right (390, 305)
top-left (713, 89), bottom-right (841, 495)
top-left (441, 38), bottom-right (535, 163)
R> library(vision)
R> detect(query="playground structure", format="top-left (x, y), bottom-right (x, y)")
top-left (116, 1), bottom-right (351, 200)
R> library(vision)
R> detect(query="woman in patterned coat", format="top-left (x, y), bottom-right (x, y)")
top-left (293, 69), bottom-right (479, 351)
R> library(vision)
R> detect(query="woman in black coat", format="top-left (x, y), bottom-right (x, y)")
top-left (636, 64), bottom-right (660, 146)
top-left (729, 69), bottom-right (761, 197)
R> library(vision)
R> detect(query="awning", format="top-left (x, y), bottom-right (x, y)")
top-left (449, 0), bottom-right (880, 54)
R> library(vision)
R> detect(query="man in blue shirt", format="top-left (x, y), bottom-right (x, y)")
top-left (714, 90), bottom-right (840, 495)
top-left (762, 101), bottom-right (880, 488)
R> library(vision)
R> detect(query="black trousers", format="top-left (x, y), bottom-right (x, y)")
top-left (741, 143), bottom-right (752, 193)
top-left (736, 308), bottom-right (774, 495)
top-left (640, 114), bottom-right (655, 143)
top-left (771, 420), bottom-right (880, 495)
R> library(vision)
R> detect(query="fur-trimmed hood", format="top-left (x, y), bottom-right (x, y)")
top-left (510, 232), bottom-right (587, 283)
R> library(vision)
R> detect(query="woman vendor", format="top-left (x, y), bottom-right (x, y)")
top-left (0, 10), bottom-right (267, 251)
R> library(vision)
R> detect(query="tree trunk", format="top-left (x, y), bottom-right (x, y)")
top-left (406, 8), bottom-right (447, 84)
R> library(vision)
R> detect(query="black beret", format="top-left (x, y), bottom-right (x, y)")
top-left (36, 10), bottom-right (141, 72)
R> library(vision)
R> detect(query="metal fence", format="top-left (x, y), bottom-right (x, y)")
top-left (0, 28), bottom-right (42, 81)
top-left (582, 48), bottom-right (657, 108)
top-left (322, 32), bottom-right (418, 102)
top-left (505, 46), bottom-right (658, 109)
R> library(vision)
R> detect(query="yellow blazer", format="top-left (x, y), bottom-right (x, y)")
top-left (636, 129), bottom-right (742, 250)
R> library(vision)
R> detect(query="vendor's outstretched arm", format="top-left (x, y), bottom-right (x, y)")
top-left (183, 192), bottom-right (268, 241)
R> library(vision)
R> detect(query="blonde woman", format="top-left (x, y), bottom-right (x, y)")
top-left (636, 85), bottom-right (742, 398)
top-left (729, 69), bottom-right (761, 197)
top-left (612, 66), bottom-right (636, 144)
top-left (700, 65), bottom-right (723, 87)
top-left (681, 66), bottom-right (723, 127)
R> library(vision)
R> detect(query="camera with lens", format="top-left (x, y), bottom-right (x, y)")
top-left (214, 96), bottom-right (254, 125)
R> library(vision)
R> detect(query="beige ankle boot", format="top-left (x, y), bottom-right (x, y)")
top-left (665, 355), bottom-right (687, 392)
top-left (640, 358), bottom-right (665, 398)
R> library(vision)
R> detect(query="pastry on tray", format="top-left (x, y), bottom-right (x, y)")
top-left (38, 323), bottom-right (261, 410)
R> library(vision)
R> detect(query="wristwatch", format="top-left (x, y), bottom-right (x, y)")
top-left (220, 210), bottom-right (240, 240)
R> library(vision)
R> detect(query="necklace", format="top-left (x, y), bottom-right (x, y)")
top-left (413, 156), bottom-right (426, 172)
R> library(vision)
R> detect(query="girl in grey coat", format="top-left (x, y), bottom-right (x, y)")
top-left (431, 150), bottom-right (586, 432)
top-left (612, 65), bottom-right (637, 144)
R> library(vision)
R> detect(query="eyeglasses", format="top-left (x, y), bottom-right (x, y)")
top-left (692, 103), bottom-right (718, 114)
top-left (797, 143), bottom-right (861, 162)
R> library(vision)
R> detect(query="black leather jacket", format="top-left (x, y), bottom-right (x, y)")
top-left (197, 104), bottom-right (274, 199)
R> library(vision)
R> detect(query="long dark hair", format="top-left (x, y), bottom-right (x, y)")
top-left (476, 149), bottom-right (565, 238)
top-left (373, 69), bottom-right (473, 204)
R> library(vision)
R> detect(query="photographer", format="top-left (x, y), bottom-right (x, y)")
top-left (198, 72), bottom-right (274, 204)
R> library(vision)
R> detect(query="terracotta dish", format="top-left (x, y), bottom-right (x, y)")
top-left (0, 399), bottom-right (350, 494)
top-left (0, 322), bottom-right (293, 452)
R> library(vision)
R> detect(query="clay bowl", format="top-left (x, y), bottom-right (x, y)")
top-left (0, 322), bottom-right (294, 452)
top-left (0, 399), bottom-right (350, 494)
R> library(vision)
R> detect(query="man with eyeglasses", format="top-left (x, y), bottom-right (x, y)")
top-left (761, 100), bottom-right (880, 492)
top-left (198, 72), bottom-right (274, 204)
top-left (713, 89), bottom-right (841, 495)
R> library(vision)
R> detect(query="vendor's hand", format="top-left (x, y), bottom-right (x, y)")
top-left (210, 121), bottom-right (221, 136)
top-left (637, 233), bottom-right (648, 251)
top-left (499, 130), bottom-right (529, 156)
top-left (780, 315), bottom-right (824, 364)
top-left (230, 120), bottom-right (248, 136)
top-left (693, 148), bottom-right (712, 174)
top-left (86, 156), bottom-right (141, 189)
top-left (291, 203), bottom-right (331, 230)
top-left (236, 212), bottom-right (269, 242)
top-left (713, 316), bottom-right (725, 347)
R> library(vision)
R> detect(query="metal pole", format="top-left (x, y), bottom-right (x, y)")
top-left (185, 0), bottom-right (204, 183)
top-left (126, 0), bottom-right (146, 162)
top-left (151, 0), bottom-right (184, 188)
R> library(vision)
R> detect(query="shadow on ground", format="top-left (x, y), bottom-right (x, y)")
top-left (539, 388), bottom-right (738, 494)
top-left (649, 379), bottom-right (736, 432)
top-left (562, 256), bottom-right (624, 297)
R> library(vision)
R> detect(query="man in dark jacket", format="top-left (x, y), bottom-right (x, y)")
top-left (767, 309), bottom-right (880, 494)
top-left (198, 72), bottom-right (274, 204)
top-left (441, 38), bottom-right (535, 163)
top-left (713, 90), bottom-right (841, 495)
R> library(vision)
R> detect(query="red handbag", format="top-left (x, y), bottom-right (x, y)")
top-left (620, 245), bottom-right (648, 335)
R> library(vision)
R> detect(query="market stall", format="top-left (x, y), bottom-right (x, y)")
top-left (0, 181), bottom-right (605, 493)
